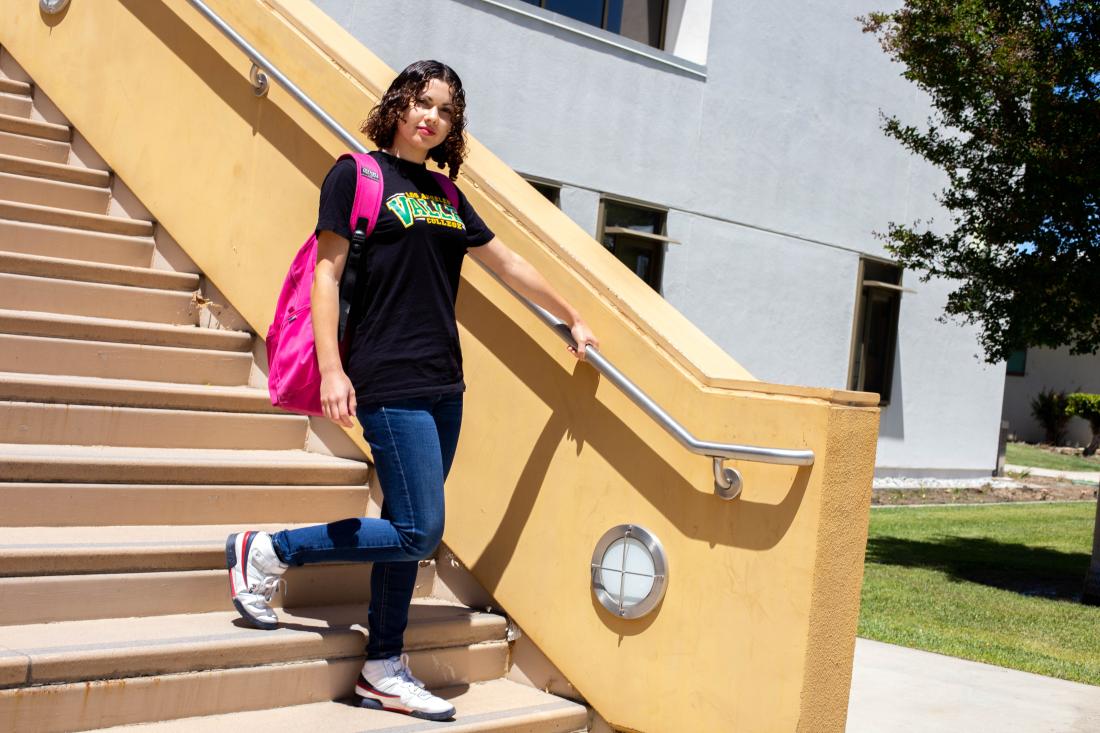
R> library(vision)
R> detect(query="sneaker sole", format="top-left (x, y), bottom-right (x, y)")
top-left (358, 695), bottom-right (455, 721)
top-left (226, 533), bottom-right (279, 631)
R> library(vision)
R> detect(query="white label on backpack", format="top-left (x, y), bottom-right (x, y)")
top-left (361, 166), bottom-right (380, 181)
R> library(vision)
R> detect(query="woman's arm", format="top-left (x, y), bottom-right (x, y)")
top-left (313, 230), bottom-right (357, 426)
top-left (468, 238), bottom-right (599, 360)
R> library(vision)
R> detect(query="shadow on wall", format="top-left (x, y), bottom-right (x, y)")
top-left (118, 0), bottom-right (332, 185)
top-left (878, 338), bottom-right (904, 439)
top-left (867, 535), bottom-right (1090, 601)
top-left (457, 281), bottom-right (813, 596)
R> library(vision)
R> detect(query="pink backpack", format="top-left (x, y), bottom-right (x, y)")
top-left (266, 152), bottom-right (459, 416)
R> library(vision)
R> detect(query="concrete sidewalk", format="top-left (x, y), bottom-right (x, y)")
top-left (1005, 464), bottom-right (1100, 483)
top-left (847, 638), bottom-right (1100, 732)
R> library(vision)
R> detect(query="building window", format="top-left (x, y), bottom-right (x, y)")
top-left (849, 259), bottom-right (903, 405)
top-left (1006, 349), bottom-right (1027, 376)
top-left (598, 198), bottom-right (673, 292)
top-left (519, 0), bottom-right (667, 49)
top-left (524, 177), bottom-right (561, 207)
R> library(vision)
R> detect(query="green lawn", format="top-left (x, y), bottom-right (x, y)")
top-left (1006, 442), bottom-right (1100, 472)
top-left (859, 502), bottom-right (1100, 685)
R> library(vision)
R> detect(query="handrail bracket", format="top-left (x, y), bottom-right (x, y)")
top-left (713, 458), bottom-right (743, 501)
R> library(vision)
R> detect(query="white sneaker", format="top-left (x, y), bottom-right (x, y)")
top-left (356, 654), bottom-right (455, 721)
top-left (226, 531), bottom-right (287, 630)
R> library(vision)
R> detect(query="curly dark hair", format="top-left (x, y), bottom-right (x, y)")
top-left (362, 60), bottom-right (468, 180)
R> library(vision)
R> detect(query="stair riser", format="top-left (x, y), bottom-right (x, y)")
top-left (0, 335), bottom-right (252, 385)
top-left (0, 200), bottom-right (152, 237)
top-left (0, 311), bottom-right (250, 351)
top-left (0, 93), bottom-right (32, 118)
top-left (0, 114), bottom-right (69, 142)
top-left (0, 645), bottom-right (508, 733)
top-left (0, 485), bottom-right (368, 527)
top-left (0, 377), bottom-right (273, 415)
top-left (0, 253), bottom-right (197, 291)
top-left (0, 130), bottom-right (67, 164)
top-left (0, 154), bottom-right (109, 187)
top-left (0, 565), bottom-right (400, 625)
top-left (0, 171), bottom-right (109, 214)
top-left (0, 273), bottom-right (197, 325)
top-left (0, 80), bottom-right (31, 96)
top-left (0, 458), bottom-right (368, 486)
top-left (0, 220), bottom-right (153, 267)
top-left (0, 402), bottom-right (307, 450)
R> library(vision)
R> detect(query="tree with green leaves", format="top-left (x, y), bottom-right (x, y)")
top-left (863, 0), bottom-right (1100, 606)
top-left (860, 0), bottom-right (1099, 363)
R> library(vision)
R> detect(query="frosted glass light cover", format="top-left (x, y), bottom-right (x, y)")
top-left (622, 537), bottom-right (655, 576)
top-left (591, 525), bottom-right (668, 619)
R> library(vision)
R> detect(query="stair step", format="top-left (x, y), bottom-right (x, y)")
top-left (0, 522), bottom-right (297, 576)
top-left (0, 92), bottom-right (32, 118)
top-left (0, 601), bottom-right (506, 688)
top-left (0, 111), bottom-right (69, 142)
top-left (0, 79), bottom-right (31, 96)
top-left (0, 272), bottom-right (196, 325)
top-left (94, 679), bottom-right (589, 733)
top-left (0, 251), bottom-right (197, 290)
top-left (0, 170), bottom-right (109, 213)
top-left (0, 631), bottom-right (509, 733)
top-left (0, 444), bottom-right (369, 485)
top-left (0, 309), bottom-right (248, 351)
top-left (0, 129), bottom-right (68, 164)
top-left (0, 562), bottom-right (417, 625)
top-left (0, 401), bottom-right (307, 450)
top-left (0, 372), bottom-right (272, 414)
top-left (0, 152), bottom-right (109, 187)
top-left (0, 199), bottom-right (153, 236)
top-left (0, 334), bottom-right (253, 384)
top-left (0, 219), bottom-right (153, 266)
top-left (0, 482), bottom-right (369, 527)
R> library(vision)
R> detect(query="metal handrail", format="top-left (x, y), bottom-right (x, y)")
top-left (185, 0), bottom-right (815, 500)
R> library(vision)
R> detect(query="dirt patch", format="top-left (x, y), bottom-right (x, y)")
top-left (873, 476), bottom-right (1099, 506)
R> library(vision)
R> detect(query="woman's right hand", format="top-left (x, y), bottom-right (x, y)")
top-left (320, 369), bottom-right (357, 427)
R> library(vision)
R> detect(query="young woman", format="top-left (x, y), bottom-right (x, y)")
top-left (226, 60), bottom-right (598, 721)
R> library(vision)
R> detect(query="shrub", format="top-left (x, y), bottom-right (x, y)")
top-left (1066, 393), bottom-right (1100, 457)
top-left (1030, 388), bottom-right (1070, 446)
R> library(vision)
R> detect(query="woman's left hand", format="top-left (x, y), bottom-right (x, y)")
top-left (568, 320), bottom-right (599, 361)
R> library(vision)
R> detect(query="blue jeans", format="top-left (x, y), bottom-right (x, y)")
top-left (271, 392), bottom-right (463, 660)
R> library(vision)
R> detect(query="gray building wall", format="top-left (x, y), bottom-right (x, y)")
top-left (1003, 349), bottom-right (1100, 447)
top-left (316, 0), bottom-right (1006, 476)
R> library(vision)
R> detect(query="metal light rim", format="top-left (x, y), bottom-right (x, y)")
top-left (590, 524), bottom-right (668, 619)
top-left (40, 0), bottom-right (72, 14)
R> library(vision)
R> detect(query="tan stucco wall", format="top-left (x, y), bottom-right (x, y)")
top-left (0, 1), bottom-right (879, 730)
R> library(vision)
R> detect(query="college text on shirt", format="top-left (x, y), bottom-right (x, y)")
top-left (385, 192), bottom-right (466, 231)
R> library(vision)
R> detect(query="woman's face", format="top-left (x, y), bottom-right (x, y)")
top-left (392, 78), bottom-right (454, 160)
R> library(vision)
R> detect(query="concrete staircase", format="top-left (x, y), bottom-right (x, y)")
top-left (0, 52), bottom-right (588, 733)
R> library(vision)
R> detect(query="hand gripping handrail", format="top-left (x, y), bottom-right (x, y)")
top-left (185, 0), bottom-right (815, 500)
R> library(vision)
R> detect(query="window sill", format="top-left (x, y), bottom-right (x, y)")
top-left (471, 0), bottom-right (707, 79)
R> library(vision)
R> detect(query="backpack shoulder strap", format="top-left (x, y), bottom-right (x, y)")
top-left (429, 171), bottom-right (460, 211)
top-left (342, 152), bottom-right (384, 240)
top-left (334, 152), bottom-right (383, 343)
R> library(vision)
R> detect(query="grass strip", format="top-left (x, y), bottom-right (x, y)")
top-left (1006, 442), bottom-right (1100, 472)
top-left (858, 502), bottom-right (1100, 686)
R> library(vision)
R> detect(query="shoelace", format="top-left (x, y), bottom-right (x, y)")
top-left (256, 575), bottom-right (286, 603)
top-left (395, 654), bottom-right (430, 697)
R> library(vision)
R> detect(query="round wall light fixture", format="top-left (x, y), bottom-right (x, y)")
top-left (591, 524), bottom-right (668, 619)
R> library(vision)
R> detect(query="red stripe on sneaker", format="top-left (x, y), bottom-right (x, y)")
top-left (240, 531), bottom-right (254, 590)
top-left (228, 533), bottom-right (239, 595)
top-left (355, 679), bottom-right (400, 699)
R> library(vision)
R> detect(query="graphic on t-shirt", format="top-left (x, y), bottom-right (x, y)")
top-left (385, 192), bottom-right (466, 231)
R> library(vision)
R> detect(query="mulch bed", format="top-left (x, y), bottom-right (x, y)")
top-left (872, 476), bottom-right (1099, 506)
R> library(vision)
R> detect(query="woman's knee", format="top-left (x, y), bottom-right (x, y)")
top-left (398, 520), bottom-right (444, 560)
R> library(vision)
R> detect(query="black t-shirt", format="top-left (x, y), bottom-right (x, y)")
top-left (316, 151), bottom-right (494, 404)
